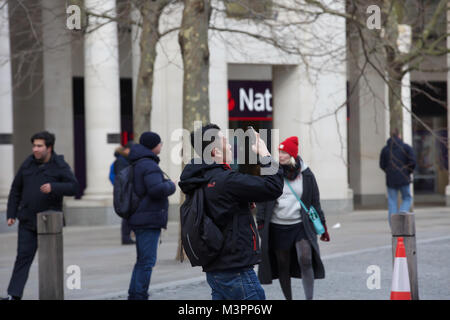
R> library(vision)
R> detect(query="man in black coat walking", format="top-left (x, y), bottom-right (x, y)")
top-left (179, 124), bottom-right (284, 300)
top-left (1, 131), bottom-right (78, 300)
top-left (380, 129), bottom-right (416, 226)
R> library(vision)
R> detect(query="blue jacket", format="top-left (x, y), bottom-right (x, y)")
top-left (380, 137), bottom-right (416, 188)
top-left (127, 144), bottom-right (176, 230)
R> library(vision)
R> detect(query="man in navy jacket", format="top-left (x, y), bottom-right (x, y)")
top-left (126, 131), bottom-right (176, 300)
top-left (2, 131), bottom-right (78, 300)
top-left (380, 129), bottom-right (416, 226)
top-left (179, 124), bottom-right (283, 300)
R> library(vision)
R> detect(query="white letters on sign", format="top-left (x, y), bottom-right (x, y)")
top-left (239, 88), bottom-right (272, 112)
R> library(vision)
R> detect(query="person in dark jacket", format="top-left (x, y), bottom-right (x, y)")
top-left (178, 124), bottom-right (284, 300)
top-left (256, 136), bottom-right (329, 300)
top-left (110, 141), bottom-right (135, 245)
top-left (379, 129), bottom-right (416, 226)
top-left (1, 131), bottom-right (78, 300)
top-left (126, 132), bottom-right (176, 300)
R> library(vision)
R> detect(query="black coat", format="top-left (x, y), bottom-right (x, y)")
top-left (178, 157), bottom-right (284, 273)
top-left (127, 144), bottom-right (176, 230)
top-left (7, 153), bottom-right (78, 231)
top-left (256, 167), bottom-right (326, 284)
top-left (380, 137), bottom-right (416, 188)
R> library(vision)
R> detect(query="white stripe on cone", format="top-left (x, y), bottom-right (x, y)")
top-left (391, 257), bottom-right (410, 292)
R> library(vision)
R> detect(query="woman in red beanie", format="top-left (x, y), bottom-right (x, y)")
top-left (256, 136), bottom-right (330, 300)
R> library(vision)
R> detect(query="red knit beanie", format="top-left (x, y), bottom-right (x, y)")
top-left (279, 136), bottom-right (299, 158)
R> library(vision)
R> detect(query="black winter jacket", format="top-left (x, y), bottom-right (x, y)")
top-left (178, 157), bottom-right (284, 272)
top-left (127, 144), bottom-right (176, 230)
top-left (380, 137), bottom-right (416, 188)
top-left (7, 153), bottom-right (78, 230)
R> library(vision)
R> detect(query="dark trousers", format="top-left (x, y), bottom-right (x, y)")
top-left (121, 219), bottom-right (133, 242)
top-left (7, 224), bottom-right (38, 298)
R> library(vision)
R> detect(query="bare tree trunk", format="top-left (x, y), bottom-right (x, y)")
top-left (133, 0), bottom-right (168, 140)
top-left (176, 0), bottom-right (212, 262)
top-left (383, 0), bottom-right (404, 137)
top-left (178, 0), bottom-right (211, 127)
top-left (387, 64), bottom-right (404, 137)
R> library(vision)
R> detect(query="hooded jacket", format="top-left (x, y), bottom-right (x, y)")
top-left (380, 136), bottom-right (416, 188)
top-left (113, 146), bottom-right (131, 175)
top-left (7, 153), bottom-right (78, 231)
top-left (178, 157), bottom-right (284, 272)
top-left (127, 144), bottom-right (176, 230)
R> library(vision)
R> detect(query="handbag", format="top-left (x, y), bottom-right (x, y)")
top-left (284, 179), bottom-right (325, 235)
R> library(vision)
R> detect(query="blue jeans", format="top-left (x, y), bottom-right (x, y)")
top-left (206, 268), bottom-right (266, 300)
top-left (387, 185), bottom-right (412, 224)
top-left (128, 228), bottom-right (161, 300)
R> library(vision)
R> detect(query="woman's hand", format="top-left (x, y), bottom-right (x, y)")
top-left (320, 225), bottom-right (330, 242)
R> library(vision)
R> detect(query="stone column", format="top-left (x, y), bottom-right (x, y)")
top-left (83, 0), bottom-right (121, 199)
top-left (347, 14), bottom-right (388, 208)
top-left (398, 25), bottom-right (414, 207)
top-left (0, 2), bottom-right (14, 207)
top-left (41, 0), bottom-right (74, 169)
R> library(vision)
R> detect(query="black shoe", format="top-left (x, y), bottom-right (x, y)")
top-left (122, 239), bottom-right (135, 245)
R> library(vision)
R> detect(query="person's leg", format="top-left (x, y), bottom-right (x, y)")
top-left (387, 187), bottom-right (399, 226)
top-left (399, 184), bottom-right (413, 213)
top-left (274, 250), bottom-right (292, 300)
top-left (295, 239), bottom-right (314, 300)
top-left (7, 225), bottom-right (38, 298)
top-left (128, 229), bottom-right (160, 300)
top-left (206, 272), bottom-right (226, 300)
top-left (205, 268), bottom-right (265, 300)
top-left (241, 269), bottom-right (266, 300)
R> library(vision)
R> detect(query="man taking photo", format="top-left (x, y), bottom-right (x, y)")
top-left (179, 124), bottom-right (284, 300)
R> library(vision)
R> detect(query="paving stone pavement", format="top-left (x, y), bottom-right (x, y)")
top-left (1, 207), bottom-right (449, 300)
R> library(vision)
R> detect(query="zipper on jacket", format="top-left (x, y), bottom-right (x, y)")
top-left (250, 223), bottom-right (257, 251)
top-left (186, 234), bottom-right (199, 261)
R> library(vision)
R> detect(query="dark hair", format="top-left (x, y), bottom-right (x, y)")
top-left (30, 131), bottom-right (55, 150)
top-left (391, 128), bottom-right (400, 138)
top-left (190, 123), bottom-right (221, 157)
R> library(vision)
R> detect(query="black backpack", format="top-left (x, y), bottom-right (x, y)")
top-left (113, 161), bottom-right (141, 219)
top-left (180, 186), bottom-right (224, 267)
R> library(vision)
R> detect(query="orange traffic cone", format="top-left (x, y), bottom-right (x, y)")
top-left (390, 237), bottom-right (412, 300)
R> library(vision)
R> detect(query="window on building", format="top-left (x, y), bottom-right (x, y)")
top-left (225, 0), bottom-right (273, 20)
